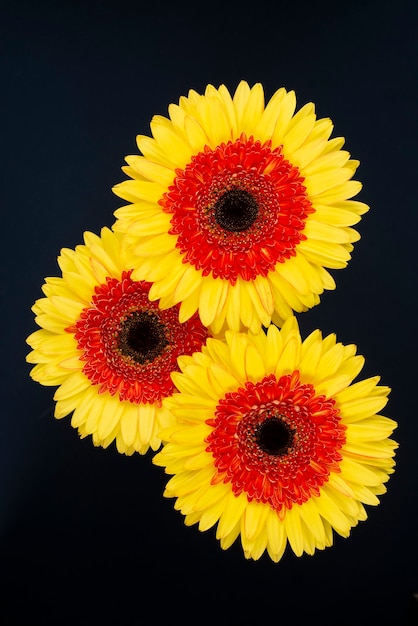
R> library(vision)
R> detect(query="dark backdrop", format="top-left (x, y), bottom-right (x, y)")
top-left (1, 1), bottom-right (417, 624)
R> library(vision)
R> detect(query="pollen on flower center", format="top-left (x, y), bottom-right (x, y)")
top-left (117, 311), bottom-right (168, 364)
top-left (213, 188), bottom-right (259, 232)
top-left (254, 415), bottom-right (295, 456)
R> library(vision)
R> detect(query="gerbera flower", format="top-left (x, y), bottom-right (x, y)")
top-left (112, 81), bottom-right (368, 334)
top-left (26, 227), bottom-right (209, 455)
top-left (153, 316), bottom-right (398, 562)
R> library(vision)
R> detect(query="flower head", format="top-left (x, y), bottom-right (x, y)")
top-left (153, 316), bottom-right (398, 562)
top-left (113, 81), bottom-right (368, 334)
top-left (26, 227), bottom-right (209, 455)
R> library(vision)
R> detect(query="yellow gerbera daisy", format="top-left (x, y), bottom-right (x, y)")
top-left (153, 316), bottom-right (398, 562)
top-left (26, 227), bottom-right (209, 455)
top-left (112, 81), bottom-right (368, 334)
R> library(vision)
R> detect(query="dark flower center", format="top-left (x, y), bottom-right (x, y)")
top-left (118, 311), bottom-right (168, 364)
top-left (255, 416), bottom-right (295, 456)
top-left (213, 188), bottom-right (259, 232)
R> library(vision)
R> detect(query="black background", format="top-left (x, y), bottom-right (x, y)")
top-left (1, 1), bottom-right (417, 624)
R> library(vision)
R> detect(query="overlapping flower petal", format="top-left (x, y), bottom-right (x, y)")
top-left (26, 82), bottom-right (398, 563)
top-left (153, 316), bottom-right (398, 561)
top-left (112, 81), bottom-right (368, 333)
top-left (26, 227), bottom-right (209, 455)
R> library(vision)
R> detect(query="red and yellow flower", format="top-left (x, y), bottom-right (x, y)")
top-left (26, 227), bottom-right (209, 455)
top-left (113, 81), bottom-right (368, 334)
top-left (153, 316), bottom-right (398, 561)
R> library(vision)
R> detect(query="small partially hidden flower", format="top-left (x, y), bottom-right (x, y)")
top-left (112, 81), bottom-right (368, 334)
top-left (26, 227), bottom-right (209, 455)
top-left (153, 316), bottom-right (398, 562)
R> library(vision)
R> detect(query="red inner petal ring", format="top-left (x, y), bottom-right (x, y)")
top-left (160, 134), bottom-right (315, 284)
top-left (205, 372), bottom-right (346, 513)
top-left (67, 271), bottom-right (209, 404)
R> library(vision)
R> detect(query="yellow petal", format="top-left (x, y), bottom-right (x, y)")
top-left (135, 232), bottom-right (175, 257)
top-left (183, 114), bottom-right (210, 152)
top-left (58, 354), bottom-right (83, 371)
top-left (253, 274), bottom-right (274, 316)
top-left (264, 324), bottom-right (283, 373)
top-left (254, 87), bottom-right (287, 142)
top-left (312, 488), bottom-right (351, 536)
top-left (303, 149), bottom-right (350, 174)
top-left (242, 499), bottom-right (269, 541)
top-left (244, 341), bottom-right (266, 381)
top-left (265, 509), bottom-right (287, 562)
top-left (282, 112), bottom-right (316, 156)
top-left (271, 90), bottom-right (297, 145)
top-left (196, 95), bottom-right (231, 148)
top-left (217, 492), bottom-right (248, 538)
top-left (112, 179), bottom-right (164, 203)
top-left (183, 450), bottom-right (215, 471)
top-left (198, 497), bottom-right (227, 532)
top-left (53, 371), bottom-right (90, 401)
top-left (225, 280), bottom-right (242, 332)
top-left (274, 331), bottom-right (300, 375)
top-left (313, 180), bottom-right (362, 204)
top-left (169, 423), bottom-right (212, 444)
top-left (70, 386), bottom-right (97, 428)
top-left (339, 457), bottom-right (387, 486)
top-left (137, 403), bottom-right (158, 446)
top-left (239, 82), bottom-right (265, 135)
top-left (345, 419), bottom-right (398, 441)
top-left (232, 80), bottom-right (251, 128)
top-left (335, 376), bottom-right (385, 403)
top-left (120, 405), bottom-right (138, 448)
top-left (192, 480), bottom-right (230, 509)
top-left (98, 398), bottom-right (124, 441)
top-left (208, 362), bottom-right (240, 396)
top-left (283, 507), bottom-right (305, 556)
top-left (297, 238), bottom-right (351, 269)
top-left (174, 264), bottom-right (202, 303)
top-left (126, 155), bottom-right (174, 185)
top-left (177, 287), bottom-right (201, 323)
top-left (274, 255), bottom-right (310, 294)
top-left (150, 117), bottom-right (192, 168)
top-left (339, 395), bottom-right (390, 422)
top-left (199, 278), bottom-right (228, 327)
top-left (298, 497), bottom-right (327, 543)
top-left (313, 203), bottom-right (362, 227)
top-left (136, 134), bottom-right (177, 168)
top-left (303, 219), bottom-right (352, 244)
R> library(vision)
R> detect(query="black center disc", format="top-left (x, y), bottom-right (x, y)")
top-left (117, 311), bottom-right (168, 364)
top-left (255, 417), bottom-right (295, 456)
top-left (213, 188), bottom-right (259, 232)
